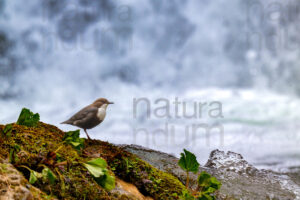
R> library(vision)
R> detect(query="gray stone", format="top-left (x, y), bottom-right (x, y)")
top-left (120, 145), bottom-right (300, 200)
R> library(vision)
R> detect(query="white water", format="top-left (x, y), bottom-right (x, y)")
top-left (1, 0), bottom-right (300, 172)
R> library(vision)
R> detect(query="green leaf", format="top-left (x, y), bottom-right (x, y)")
top-left (83, 158), bottom-right (115, 191)
top-left (95, 172), bottom-right (115, 191)
top-left (198, 171), bottom-right (221, 192)
top-left (42, 167), bottom-right (57, 184)
top-left (180, 190), bottom-right (195, 200)
top-left (63, 130), bottom-right (85, 150)
top-left (198, 171), bottom-right (211, 188)
top-left (28, 168), bottom-right (56, 185)
top-left (210, 177), bottom-right (221, 190)
top-left (83, 158), bottom-right (107, 178)
top-left (16, 108), bottom-right (40, 127)
top-left (63, 129), bottom-right (80, 141)
top-left (29, 170), bottom-right (42, 184)
top-left (178, 149), bottom-right (200, 173)
top-left (203, 187), bottom-right (216, 194)
top-left (70, 141), bottom-right (81, 146)
top-left (197, 171), bottom-right (221, 199)
top-left (29, 171), bottom-right (37, 184)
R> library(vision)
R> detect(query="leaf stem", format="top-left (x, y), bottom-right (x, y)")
top-left (186, 170), bottom-right (189, 188)
top-left (17, 165), bottom-right (32, 172)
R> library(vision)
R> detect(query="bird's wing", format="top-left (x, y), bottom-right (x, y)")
top-left (73, 110), bottom-right (99, 128)
top-left (67, 106), bottom-right (98, 124)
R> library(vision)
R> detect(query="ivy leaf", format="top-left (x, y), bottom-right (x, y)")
top-left (209, 177), bottom-right (221, 191)
top-left (63, 130), bottom-right (80, 141)
top-left (198, 171), bottom-right (221, 192)
top-left (63, 130), bottom-right (85, 150)
top-left (29, 171), bottom-right (37, 184)
top-left (83, 158), bottom-right (115, 191)
top-left (42, 167), bottom-right (57, 184)
top-left (178, 149), bottom-right (200, 174)
top-left (70, 141), bottom-right (81, 147)
top-left (83, 158), bottom-right (107, 178)
top-left (197, 171), bottom-right (221, 198)
top-left (95, 172), bottom-right (115, 191)
top-left (16, 108), bottom-right (40, 127)
top-left (198, 171), bottom-right (211, 188)
top-left (29, 170), bottom-right (42, 184)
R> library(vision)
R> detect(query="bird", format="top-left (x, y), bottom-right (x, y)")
top-left (61, 98), bottom-right (114, 140)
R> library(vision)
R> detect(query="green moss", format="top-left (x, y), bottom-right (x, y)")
top-left (112, 157), bottom-right (188, 199)
top-left (84, 140), bottom-right (189, 200)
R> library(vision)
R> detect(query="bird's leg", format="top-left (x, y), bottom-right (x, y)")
top-left (84, 129), bottom-right (92, 140)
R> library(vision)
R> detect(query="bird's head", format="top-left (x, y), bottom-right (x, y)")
top-left (92, 98), bottom-right (114, 108)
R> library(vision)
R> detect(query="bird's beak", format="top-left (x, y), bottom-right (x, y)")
top-left (109, 102), bottom-right (114, 104)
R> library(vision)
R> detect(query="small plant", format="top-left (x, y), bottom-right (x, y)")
top-left (20, 165), bottom-right (57, 185)
top-left (83, 158), bottom-right (115, 191)
top-left (16, 108), bottom-right (40, 127)
top-left (178, 149), bottom-right (200, 187)
top-left (178, 149), bottom-right (222, 200)
top-left (62, 130), bottom-right (85, 150)
top-left (197, 171), bottom-right (221, 200)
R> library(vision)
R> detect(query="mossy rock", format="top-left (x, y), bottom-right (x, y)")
top-left (0, 122), bottom-right (110, 199)
top-left (0, 122), bottom-right (188, 200)
top-left (84, 140), bottom-right (189, 200)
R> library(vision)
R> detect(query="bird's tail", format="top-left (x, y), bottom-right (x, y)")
top-left (61, 120), bottom-right (71, 125)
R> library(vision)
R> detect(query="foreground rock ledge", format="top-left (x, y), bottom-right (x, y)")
top-left (0, 122), bottom-right (188, 200)
top-left (0, 122), bottom-right (299, 200)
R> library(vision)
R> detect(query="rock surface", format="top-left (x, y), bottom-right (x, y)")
top-left (121, 145), bottom-right (300, 200)
top-left (111, 178), bottom-right (154, 200)
top-left (0, 158), bottom-right (54, 200)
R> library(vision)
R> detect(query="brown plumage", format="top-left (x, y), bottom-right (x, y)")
top-left (61, 98), bottom-right (114, 140)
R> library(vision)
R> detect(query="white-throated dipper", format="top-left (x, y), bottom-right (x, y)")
top-left (61, 98), bottom-right (114, 140)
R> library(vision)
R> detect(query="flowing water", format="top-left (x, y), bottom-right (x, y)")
top-left (1, 0), bottom-right (300, 172)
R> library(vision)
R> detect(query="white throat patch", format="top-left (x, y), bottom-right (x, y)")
top-left (97, 104), bottom-right (108, 121)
